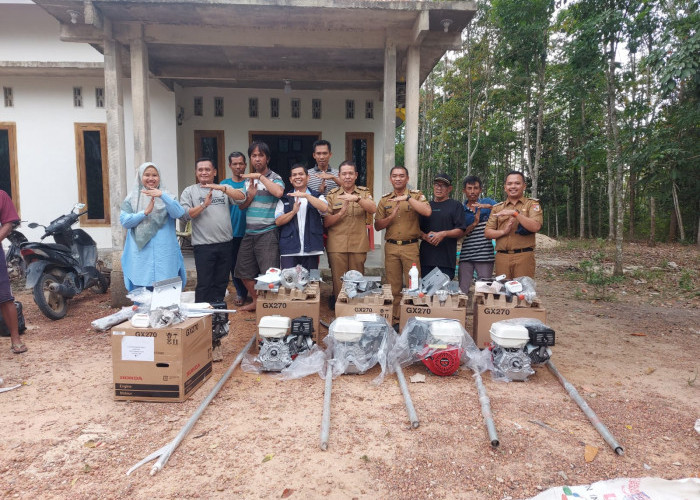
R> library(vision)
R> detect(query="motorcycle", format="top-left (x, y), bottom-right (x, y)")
top-left (6, 221), bottom-right (28, 281)
top-left (20, 203), bottom-right (110, 320)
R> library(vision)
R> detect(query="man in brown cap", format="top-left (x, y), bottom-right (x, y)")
top-left (324, 161), bottom-right (376, 308)
top-left (375, 166), bottom-right (431, 325)
top-left (484, 170), bottom-right (542, 278)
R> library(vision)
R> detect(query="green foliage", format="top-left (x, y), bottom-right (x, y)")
top-left (412, 0), bottom-right (698, 243)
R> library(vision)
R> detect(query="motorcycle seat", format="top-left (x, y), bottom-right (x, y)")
top-left (25, 242), bottom-right (72, 253)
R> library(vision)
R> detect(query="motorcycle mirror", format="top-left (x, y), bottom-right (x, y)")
top-left (74, 203), bottom-right (86, 210)
top-left (28, 222), bottom-right (40, 229)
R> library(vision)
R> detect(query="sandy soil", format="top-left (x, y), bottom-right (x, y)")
top-left (1, 242), bottom-right (698, 500)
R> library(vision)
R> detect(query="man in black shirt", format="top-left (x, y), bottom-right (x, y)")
top-left (419, 173), bottom-right (467, 279)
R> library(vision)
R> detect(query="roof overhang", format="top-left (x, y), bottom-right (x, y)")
top-left (33, 0), bottom-right (475, 91)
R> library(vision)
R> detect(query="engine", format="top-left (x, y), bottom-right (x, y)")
top-left (329, 315), bottom-right (389, 374)
top-left (256, 316), bottom-right (314, 372)
top-left (405, 318), bottom-right (465, 376)
top-left (489, 320), bottom-right (555, 381)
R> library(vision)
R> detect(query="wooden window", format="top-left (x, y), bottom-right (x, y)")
top-left (270, 98), bottom-right (279, 118)
top-left (249, 97), bottom-right (258, 118)
top-left (95, 88), bottom-right (105, 108)
top-left (291, 98), bottom-right (300, 119)
top-left (73, 87), bottom-right (83, 107)
top-left (365, 100), bottom-right (374, 119)
top-left (75, 123), bottom-right (109, 225)
top-left (194, 96), bottom-right (203, 116)
top-left (312, 99), bottom-right (322, 119)
top-left (214, 97), bottom-right (224, 117)
top-left (3, 87), bottom-right (13, 107)
top-left (346, 99), bottom-right (355, 119)
top-left (194, 130), bottom-right (226, 182)
top-left (0, 122), bottom-right (20, 213)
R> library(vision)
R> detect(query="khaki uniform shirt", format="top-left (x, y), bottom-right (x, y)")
top-left (485, 197), bottom-right (543, 251)
top-left (326, 186), bottom-right (373, 253)
top-left (376, 189), bottom-right (429, 241)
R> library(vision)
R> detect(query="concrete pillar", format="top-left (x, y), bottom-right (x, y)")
top-left (104, 22), bottom-right (130, 307)
top-left (382, 40), bottom-right (397, 180)
top-left (405, 45), bottom-right (420, 184)
top-left (130, 25), bottom-right (152, 166)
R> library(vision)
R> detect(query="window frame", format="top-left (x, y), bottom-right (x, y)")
top-left (74, 123), bottom-right (110, 226)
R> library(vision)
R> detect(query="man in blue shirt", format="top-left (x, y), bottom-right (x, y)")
top-left (458, 175), bottom-right (497, 294)
top-left (221, 151), bottom-right (248, 306)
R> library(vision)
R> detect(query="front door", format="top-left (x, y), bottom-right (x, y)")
top-left (345, 132), bottom-right (374, 195)
top-left (0, 122), bottom-right (20, 213)
top-left (250, 132), bottom-right (320, 190)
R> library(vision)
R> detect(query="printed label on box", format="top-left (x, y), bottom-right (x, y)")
top-left (121, 336), bottom-right (154, 361)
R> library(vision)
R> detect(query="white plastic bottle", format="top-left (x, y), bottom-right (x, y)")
top-left (408, 263), bottom-right (420, 291)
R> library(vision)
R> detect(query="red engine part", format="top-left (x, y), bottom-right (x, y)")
top-left (421, 348), bottom-right (462, 376)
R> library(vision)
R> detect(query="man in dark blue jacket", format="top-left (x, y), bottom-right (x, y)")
top-left (274, 164), bottom-right (328, 269)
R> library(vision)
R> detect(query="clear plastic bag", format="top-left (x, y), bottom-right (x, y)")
top-left (388, 317), bottom-right (484, 374)
top-left (276, 345), bottom-right (327, 380)
top-left (126, 287), bottom-right (152, 308)
top-left (324, 314), bottom-right (396, 385)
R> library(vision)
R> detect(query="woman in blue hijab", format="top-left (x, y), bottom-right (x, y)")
top-left (120, 162), bottom-right (186, 291)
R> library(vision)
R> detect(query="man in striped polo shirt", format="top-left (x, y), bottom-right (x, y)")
top-left (458, 175), bottom-right (497, 294)
top-left (234, 141), bottom-right (285, 312)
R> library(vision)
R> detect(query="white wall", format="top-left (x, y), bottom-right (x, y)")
top-left (0, 4), bottom-right (103, 62)
top-left (1, 75), bottom-right (177, 249)
top-left (175, 87), bottom-right (388, 197)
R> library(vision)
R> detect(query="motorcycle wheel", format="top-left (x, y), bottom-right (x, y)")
top-left (33, 272), bottom-right (68, 320)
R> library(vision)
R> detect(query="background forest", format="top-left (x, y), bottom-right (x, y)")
top-left (403, 0), bottom-right (698, 260)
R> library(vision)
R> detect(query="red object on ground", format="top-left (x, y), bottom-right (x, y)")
top-left (421, 348), bottom-right (462, 376)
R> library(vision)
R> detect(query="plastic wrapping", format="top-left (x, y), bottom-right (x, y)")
top-left (126, 287), bottom-right (153, 308)
top-left (389, 317), bottom-right (484, 375)
top-left (91, 306), bottom-right (138, 331)
top-left (513, 276), bottom-right (537, 304)
top-left (148, 307), bottom-right (185, 328)
top-left (279, 265), bottom-right (309, 290)
top-left (324, 314), bottom-right (395, 385)
top-left (276, 345), bottom-right (327, 380)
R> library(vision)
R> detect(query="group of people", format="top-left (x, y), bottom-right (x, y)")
top-left (374, 168), bottom-right (542, 325)
top-left (118, 138), bottom-right (543, 342)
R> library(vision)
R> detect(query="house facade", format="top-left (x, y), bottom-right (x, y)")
top-left (1, 0), bottom-right (475, 255)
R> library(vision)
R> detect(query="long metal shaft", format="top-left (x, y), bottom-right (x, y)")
top-left (546, 360), bottom-right (624, 455)
top-left (394, 363), bottom-right (419, 428)
top-left (127, 333), bottom-right (257, 476)
top-left (474, 371), bottom-right (499, 447)
top-left (320, 364), bottom-right (333, 450)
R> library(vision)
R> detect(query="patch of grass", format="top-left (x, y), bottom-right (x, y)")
top-left (679, 269), bottom-right (696, 292)
top-left (628, 268), bottom-right (665, 281)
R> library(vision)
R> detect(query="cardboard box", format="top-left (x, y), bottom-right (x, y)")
top-left (112, 315), bottom-right (213, 402)
top-left (472, 292), bottom-right (547, 349)
top-left (399, 292), bottom-right (469, 331)
top-left (255, 283), bottom-right (321, 347)
top-left (335, 284), bottom-right (393, 323)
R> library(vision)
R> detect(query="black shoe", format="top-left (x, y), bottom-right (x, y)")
top-left (393, 323), bottom-right (400, 333)
top-left (328, 294), bottom-right (336, 311)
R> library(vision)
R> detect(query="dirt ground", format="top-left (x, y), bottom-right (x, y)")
top-left (1, 241), bottom-right (698, 500)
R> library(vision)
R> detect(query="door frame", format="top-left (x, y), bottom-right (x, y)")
top-left (0, 122), bottom-right (20, 214)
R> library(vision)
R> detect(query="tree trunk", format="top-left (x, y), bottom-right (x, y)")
top-left (579, 99), bottom-right (586, 239)
top-left (672, 182), bottom-right (685, 241)
top-left (566, 186), bottom-right (571, 237)
top-left (668, 204), bottom-right (677, 242)
top-left (587, 187), bottom-right (593, 238)
top-left (648, 196), bottom-right (656, 247)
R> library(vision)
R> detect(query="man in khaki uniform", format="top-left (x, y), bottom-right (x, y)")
top-left (375, 166), bottom-right (432, 324)
top-left (484, 170), bottom-right (543, 279)
top-left (324, 161), bottom-right (377, 308)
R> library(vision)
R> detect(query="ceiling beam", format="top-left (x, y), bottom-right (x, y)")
top-left (412, 11), bottom-right (430, 45)
top-left (152, 63), bottom-right (382, 82)
top-left (110, 23), bottom-right (397, 50)
top-left (83, 0), bottom-right (103, 30)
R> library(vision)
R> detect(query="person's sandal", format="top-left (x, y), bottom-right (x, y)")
top-left (11, 343), bottom-right (27, 354)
